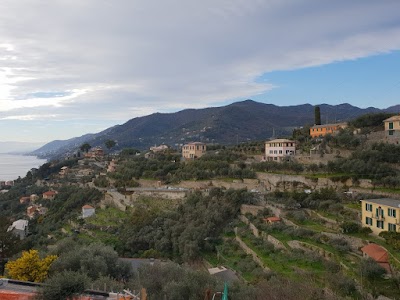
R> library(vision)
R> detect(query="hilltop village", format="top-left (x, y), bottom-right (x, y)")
top-left (2, 112), bottom-right (400, 299)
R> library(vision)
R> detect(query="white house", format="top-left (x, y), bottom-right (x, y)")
top-left (7, 219), bottom-right (29, 239)
top-left (265, 139), bottom-right (296, 162)
top-left (82, 205), bottom-right (95, 218)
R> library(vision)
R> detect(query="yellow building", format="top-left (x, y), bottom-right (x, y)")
top-left (361, 198), bottom-right (400, 235)
top-left (383, 115), bottom-right (400, 144)
top-left (182, 142), bottom-right (206, 159)
top-left (309, 122), bottom-right (347, 138)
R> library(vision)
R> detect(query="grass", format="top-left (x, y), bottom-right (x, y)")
top-left (86, 206), bottom-right (129, 226)
top-left (134, 196), bottom-right (182, 212)
top-left (202, 239), bottom-right (264, 282)
top-left (344, 202), bottom-right (361, 210)
top-left (238, 231), bottom-right (328, 282)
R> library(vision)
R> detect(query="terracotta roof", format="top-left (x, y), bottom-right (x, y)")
top-left (82, 205), bottom-right (94, 209)
top-left (264, 216), bottom-right (281, 222)
top-left (185, 142), bottom-right (205, 145)
top-left (361, 243), bottom-right (388, 263)
top-left (43, 191), bottom-right (56, 196)
top-left (310, 122), bottom-right (347, 129)
top-left (384, 115), bottom-right (400, 122)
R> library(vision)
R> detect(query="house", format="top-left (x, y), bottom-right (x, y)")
top-left (82, 205), bottom-right (95, 218)
top-left (0, 278), bottom-right (38, 300)
top-left (309, 122), bottom-right (347, 138)
top-left (27, 206), bottom-right (37, 219)
top-left (107, 159), bottom-right (117, 173)
top-left (85, 146), bottom-right (104, 158)
top-left (361, 198), bottom-right (400, 235)
top-left (7, 219), bottom-right (29, 239)
top-left (19, 196), bottom-right (31, 204)
top-left (27, 205), bottom-right (47, 219)
top-left (263, 216), bottom-right (282, 224)
top-left (150, 144), bottom-right (169, 152)
top-left (182, 142), bottom-right (206, 159)
top-left (59, 166), bottom-right (69, 176)
top-left (264, 139), bottom-right (296, 162)
top-left (361, 243), bottom-right (391, 273)
top-left (30, 194), bottom-right (39, 202)
top-left (42, 190), bottom-right (57, 200)
top-left (383, 115), bottom-right (400, 144)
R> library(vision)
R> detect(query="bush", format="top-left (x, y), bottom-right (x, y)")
top-left (40, 270), bottom-right (89, 300)
top-left (340, 221), bottom-right (361, 234)
top-left (328, 237), bottom-right (351, 253)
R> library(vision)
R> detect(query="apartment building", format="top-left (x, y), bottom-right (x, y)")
top-left (361, 198), bottom-right (400, 235)
top-left (182, 142), bottom-right (206, 159)
top-left (309, 122), bottom-right (347, 138)
top-left (264, 139), bottom-right (296, 162)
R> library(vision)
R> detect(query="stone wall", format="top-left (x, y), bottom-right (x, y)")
top-left (234, 228), bottom-right (270, 272)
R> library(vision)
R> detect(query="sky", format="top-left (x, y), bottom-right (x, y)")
top-left (0, 0), bottom-right (400, 144)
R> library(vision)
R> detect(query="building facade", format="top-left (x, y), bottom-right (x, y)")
top-left (82, 205), bottom-right (96, 218)
top-left (383, 115), bottom-right (400, 144)
top-left (361, 198), bottom-right (400, 235)
top-left (309, 123), bottom-right (347, 138)
top-left (264, 139), bottom-right (296, 162)
top-left (7, 219), bottom-right (29, 239)
top-left (182, 142), bottom-right (206, 159)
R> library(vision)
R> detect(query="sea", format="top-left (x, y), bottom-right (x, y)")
top-left (0, 153), bottom-right (47, 181)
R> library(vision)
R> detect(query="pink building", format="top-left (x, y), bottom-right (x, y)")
top-left (265, 139), bottom-right (296, 162)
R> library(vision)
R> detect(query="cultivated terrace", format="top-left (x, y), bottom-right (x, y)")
top-left (1, 113), bottom-right (400, 299)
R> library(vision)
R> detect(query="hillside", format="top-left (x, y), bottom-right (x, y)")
top-left (31, 100), bottom-right (390, 159)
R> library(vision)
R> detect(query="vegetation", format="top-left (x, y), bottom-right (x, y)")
top-left (5, 249), bottom-right (57, 282)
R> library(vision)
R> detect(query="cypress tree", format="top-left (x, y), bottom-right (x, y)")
top-left (315, 106), bottom-right (321, 125)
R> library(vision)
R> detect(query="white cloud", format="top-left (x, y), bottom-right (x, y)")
top-left (0, 114), bottom-right (58, 121)
top-left (0, 0), bottom-right (399, 141)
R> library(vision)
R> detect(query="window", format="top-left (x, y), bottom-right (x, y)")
top-left (376, 220), bottom-right (384, 229)
top-left (389, 130), bottom-right (394, 136)
top-left (279, 150), bottom-right (282, 154)
top-left (376, 207), bottom-right (384, 218)
top-left (388, 208), bottom-right (396, 218)
top-left (274, 150), bottom-right (277, 154)
top-left (365, 203), bottom-right (372, 212)
top-left (389, 122), bottom-right (394, 129)
top-left (269, 150), bottom-right (273, 154)
top-left (365, 217), bottom-right (373, 226)
top-left (389, 223), bottom-right (397, 232)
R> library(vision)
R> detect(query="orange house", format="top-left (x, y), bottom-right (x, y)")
top-left (309, 122), bottom-right (347, 138)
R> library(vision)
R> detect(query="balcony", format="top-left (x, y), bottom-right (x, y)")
top-left (373, 215), bottom-right (385, 221)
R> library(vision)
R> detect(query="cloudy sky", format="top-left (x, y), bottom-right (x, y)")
top-left (1, 0), bottom-right (400, 144)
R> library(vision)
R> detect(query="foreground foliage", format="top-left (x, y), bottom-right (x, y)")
top-left (5, 249), bottom-right (57, 282)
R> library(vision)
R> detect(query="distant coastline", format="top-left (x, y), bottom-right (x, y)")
top-left (0, 153), bottom-right (47, 181)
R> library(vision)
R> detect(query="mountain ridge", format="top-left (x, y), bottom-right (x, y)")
top-left (31, 100), bottom-right (398, 159)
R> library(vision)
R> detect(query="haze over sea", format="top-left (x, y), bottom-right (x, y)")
top-left (0, 154), bottom-right (47, 181)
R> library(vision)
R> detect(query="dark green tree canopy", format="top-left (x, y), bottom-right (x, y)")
top-left (80, 143), bottom-right (92, 153)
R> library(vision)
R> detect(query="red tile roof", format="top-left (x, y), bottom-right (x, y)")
top-left (82, 205), bottom-right (94, 209)
top-left (264, 216), bottom-right (281, 223)
top-left (361, 243), bottom-right (388, 263)
top-left (43, 191), bottom-right (56, 196)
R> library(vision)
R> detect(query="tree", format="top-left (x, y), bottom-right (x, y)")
top-left (314, 106), bottom-right (321, 125)
top-left (5, 249), bottom-right (57, 282)
top-left (80, 143), bottom-right (91, 153)
top-left (105, 139), bottom-right (116, 151)
top-left (40, 270), bottom-right (89, 300)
